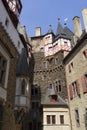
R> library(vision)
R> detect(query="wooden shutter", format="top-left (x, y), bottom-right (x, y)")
top-left (76, 80), bottom-right (80, 95)
top-left (69, 84), bottom-right (73, 99)
top-left (81, 76), bottom-right (87, 93)
top-left (84, 49), bottom-right (87, 58)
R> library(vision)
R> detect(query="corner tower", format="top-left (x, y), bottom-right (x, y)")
top-left (44, 25), bottom-right (55, 57)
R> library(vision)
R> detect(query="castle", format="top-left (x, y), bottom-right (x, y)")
top-left (0, 0), bottom-right (87, 130)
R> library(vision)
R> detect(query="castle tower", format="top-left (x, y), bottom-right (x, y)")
top-left (44, 25), bottom-right (55, 57)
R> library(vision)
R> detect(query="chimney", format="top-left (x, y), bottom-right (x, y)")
top-left (82, 8), bottom-right (87, 32)
top-left (35, 27), bottom-right (41, 36)
top-left (73, 16), bottom-right (82, 38)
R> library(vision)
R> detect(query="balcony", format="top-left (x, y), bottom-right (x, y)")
top-left (2, 0), bottom-right (22, 28)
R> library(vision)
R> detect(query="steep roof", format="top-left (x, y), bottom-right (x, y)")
top-left (55, 21), bottom-right (67, 40)
top-left (56, 22), bottom-right (65, 36)
top-left (64, 26), bottom-right (74, 47)
top-left (16, 48), bottom-right (29, 76)
top-left (47, 26), bottom-right (54, 34)
top-left (45, 25), bottom-right (55, 37)
top-left (64, 26), bottom-right (74, 39)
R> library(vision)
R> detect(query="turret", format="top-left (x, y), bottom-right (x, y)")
top-left (15, 48), bottom-right (30, 123)
top-left (44, 25), bottom-right (55, 57)
top-left (52, 19), bottom-right (72, 57)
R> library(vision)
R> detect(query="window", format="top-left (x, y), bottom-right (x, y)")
top-left (75, 109), bottom-right (80, 127)
top-left (58, 80), bottom-right (62, 92)
top-left (55, 80), bottom-right (62, 92)
top-left (31, 102), bottom-right (39, 109)
top-left (29, 122), bottom-right (32, 130)
top-left (5, 17), bottom-right (9, 27)
top-left (45, 36), bottom-right (50, 39)
top-left (81, 75), bottom-right (87, 93)
top-left (64, 41), bottom-right (67, 44)
top-left (49, 84), bottom-right (52, 89)
top-left (55, 58), bottom-right (58, 64)
top-left (60, 115), bottom-right (64, 124)
top-left (31, 86), bottom-right (39, 96)
top-left (71, 62), bottom-right (73, 68)
top-left (85, 109), bottom-right (87, 127)
top-left (83, 49), bottom-right (87, 58)
top-left (72, 80), bottom-right (80, 97)
top-left (52, 115), bottom-right (56, 124)
top-left (47, 115), bottom-right (50, 124)
top-left (40, 47), bottom-right (44, 52)
top-left (43, 75), bottom-right (47, 80)
top-left (69, 80), bottom-right (80, 100)
top-left (43, 61), bottom-right (47, 69)
top-left (18, 41), bottom-right (20, 48)
top-left (21, 79), bottom-right (26, 95)
top-left (72, 81), bottom-right (77, 97)
top-left (47, 115), bottom-right (56, 124)
top-left (28, 121), bottom-right (41, 130)
top-left (0, 54), bottom-right (7, 87)
top-left (68, 62), bottom-right (73, 73)
top-left (68, 64), bottom-right (71, 73)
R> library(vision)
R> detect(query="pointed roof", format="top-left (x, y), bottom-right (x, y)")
top-left (16, 48), bottom-right (29, 76)
top-left (47, 25), bottom-right (54, 34)
top-left (64, 26), bottom-right (74, 47)
top-left (64, 26), bottom-right (74, 39)
top-left (56, 18), bottom-right (66, 36)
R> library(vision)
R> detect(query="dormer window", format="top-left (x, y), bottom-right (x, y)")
top-left (50, 95), bottom-right (57, 102)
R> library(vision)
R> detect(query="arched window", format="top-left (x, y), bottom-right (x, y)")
top-left (21, 79), bottom-right (26, 95)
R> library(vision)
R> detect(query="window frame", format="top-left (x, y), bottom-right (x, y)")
top-left (75, 109), bottom-right (80, 127)
top-left (55, 80), bottom-right (62, 93)
top-left (31, 85), bottom-right (39, 96)
top-left (21, 79), bottom-right (26, 95)
top-left (47, 115), bottom-right (56, 125)
top-left (60, 115), bottom-right (64, 124)
top-left (43, 61), bottom-right (47, 69)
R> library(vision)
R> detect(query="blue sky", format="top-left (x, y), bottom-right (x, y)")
top-left (20, 0), bottom-right (87, 37)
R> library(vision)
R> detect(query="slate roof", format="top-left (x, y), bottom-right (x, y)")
top-left (47, 27), bottom-right (54, 34)
top-left (64, 26), bottom-right (74, 39)
top-left (41, 87), bottom-right (67, 106)
top-left (56, 22), bottom-right (65, 36)
top-left (55, 22), bottom-right (68, 41)
top-left (16, 48), bottom-right (29, 76)
top-left (64, 26), bottom-right (74, 47)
